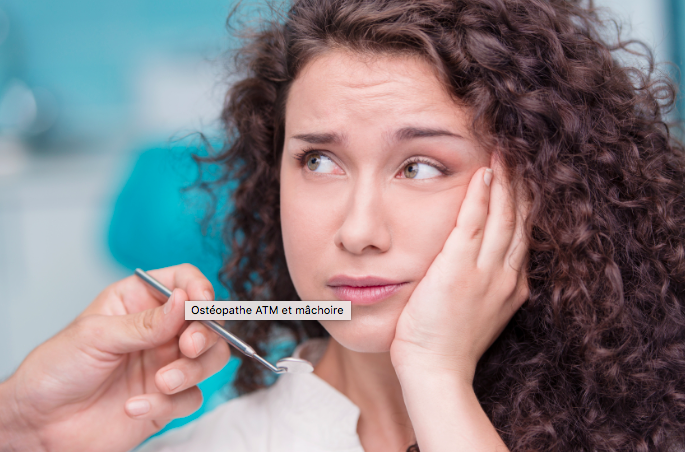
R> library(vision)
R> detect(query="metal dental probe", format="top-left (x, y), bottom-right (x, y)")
top-left (134, 268), bottom-right (314, 374)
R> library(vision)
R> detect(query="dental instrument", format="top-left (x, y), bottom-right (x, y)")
top-left (134, 268), bottom-right (314, 374)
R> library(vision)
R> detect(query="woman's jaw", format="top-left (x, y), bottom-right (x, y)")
top-left (319, 285), bottom-right (411, 353)
top-left (325, 275), bottom-right (410, 351)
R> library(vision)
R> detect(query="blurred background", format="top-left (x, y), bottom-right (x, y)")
top-left (0, 0), bottom-right (683, 435)
top-left (0, 0), bottom-right (234, 375)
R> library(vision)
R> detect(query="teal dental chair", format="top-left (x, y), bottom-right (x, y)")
top-left (108, 142), bottom-right (239, 436)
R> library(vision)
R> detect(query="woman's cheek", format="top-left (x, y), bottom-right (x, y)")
top-left (384, 185), bottom-right (464, 270)
top-left (281, 172), bottom-right (466, 303)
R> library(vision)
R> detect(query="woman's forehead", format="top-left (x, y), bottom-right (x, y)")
top-left (285, 50), bottom-right (469, 138)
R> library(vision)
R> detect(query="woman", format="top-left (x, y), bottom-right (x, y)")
top-left (1, 0), bottom-right (683, 451)
top-left (140, 0), bottom-right (685, 449)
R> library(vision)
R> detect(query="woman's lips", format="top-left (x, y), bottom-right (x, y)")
top-left (327, 275), bottom-right (407, 305)
top-left (330, 284), bottom-right (406, 305)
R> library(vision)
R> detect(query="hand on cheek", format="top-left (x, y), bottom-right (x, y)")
top-left (390, 156), bottom-right (530, 385)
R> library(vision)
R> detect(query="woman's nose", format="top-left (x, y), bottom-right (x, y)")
top-left (333, 181), bottom-right (392, 255)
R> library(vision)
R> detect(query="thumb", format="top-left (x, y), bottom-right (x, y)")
top-left (86, 289), bottom-right (188, 355)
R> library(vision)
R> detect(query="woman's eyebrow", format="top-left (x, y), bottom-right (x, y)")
top-left (392, 127), bottom-right (464, 142)
top-left (291, 132), bottom-right (346, 145)
top-left (290, 127), bottom-right (463, 145)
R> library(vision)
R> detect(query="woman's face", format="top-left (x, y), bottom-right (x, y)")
top-left (280, 50), bottom-right (490, 353)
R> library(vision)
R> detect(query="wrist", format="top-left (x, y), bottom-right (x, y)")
top-left (0, 377), bottom-right (46, 452)
top-left (396, 366), bottom-right (508, 451)
top-left (396, 363), bottom-right (475, 402)
top-left (391, 346), bottom-right (476, 388)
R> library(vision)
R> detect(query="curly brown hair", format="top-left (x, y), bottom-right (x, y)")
top-left (194, 0), bottom-right (685, 449)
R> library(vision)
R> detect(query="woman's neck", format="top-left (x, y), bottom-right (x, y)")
top-left (314, 338), bottom-right (415, 452)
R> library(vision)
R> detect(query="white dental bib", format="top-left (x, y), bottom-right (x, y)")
top-left (134, 339), bottom-right (363, 452)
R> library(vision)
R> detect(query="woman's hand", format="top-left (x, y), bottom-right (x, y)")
top-left (391, 156), bottom-right (529, 381)
top-left (390, 157), bottom-right (529, 451)
top-left (0, 264), bottom-right (230, 452)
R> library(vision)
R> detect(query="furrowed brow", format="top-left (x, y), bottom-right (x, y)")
top-left (291, 127), bottom-right (462, 146)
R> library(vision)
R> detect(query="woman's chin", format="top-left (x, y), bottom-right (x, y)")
top-left (320, 317), bottom-right (397, 353)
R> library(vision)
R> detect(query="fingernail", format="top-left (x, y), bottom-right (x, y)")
top-left (191, 332), bottom-right (206, 355)
top-left (484, 168), bottom-right (493, 187)
top-left (162, 369), bottom-right (184, 391)
top-left (203, 290), bottom-right (213, 301)
top-left (126, 399), bottom-right (151, 416)
top-left (163, 290), bottom-right (175, 315)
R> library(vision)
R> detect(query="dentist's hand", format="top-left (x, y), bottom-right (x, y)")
top-left (0, 264), bottom-right (230, 452)
top-left (391, 156), bottom-right (530, 383)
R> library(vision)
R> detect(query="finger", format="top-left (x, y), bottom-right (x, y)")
top-left (442, 166), bottom-right (493, 265)
top-left (178, 320), bottom-right (223, 358)
top-left (124, 386), bottom-right (203, 422)
top-left (80, 276), bottom-right (163, 317)
top-left (155, 339), bottom-right (231, 394)
top-left (84, 288), bottom-right (187, 355)
top-left (148, 264), bottom-right (215, 304)
top-left (478, 155), bottom-right (517, 269)
top-left (86, 264), bottom-right (216, 319)
top-left (506, 187), bottom-right (531, 272)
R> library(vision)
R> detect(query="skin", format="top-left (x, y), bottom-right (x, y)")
top-left (281, 50), bottom-right (529, 451)
top-left (0, 265), bottom-right (230, 452)
top-left (0, 50), bottom-right (528, 452)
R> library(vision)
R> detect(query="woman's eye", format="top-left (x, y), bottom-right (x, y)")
top-left (304, 153), bottom-right (342, 174)
top-left (400, 161), bottom-right (442, 179)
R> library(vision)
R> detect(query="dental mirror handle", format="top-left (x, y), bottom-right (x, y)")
top-left (134, 268), bottom-right (283, 374)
